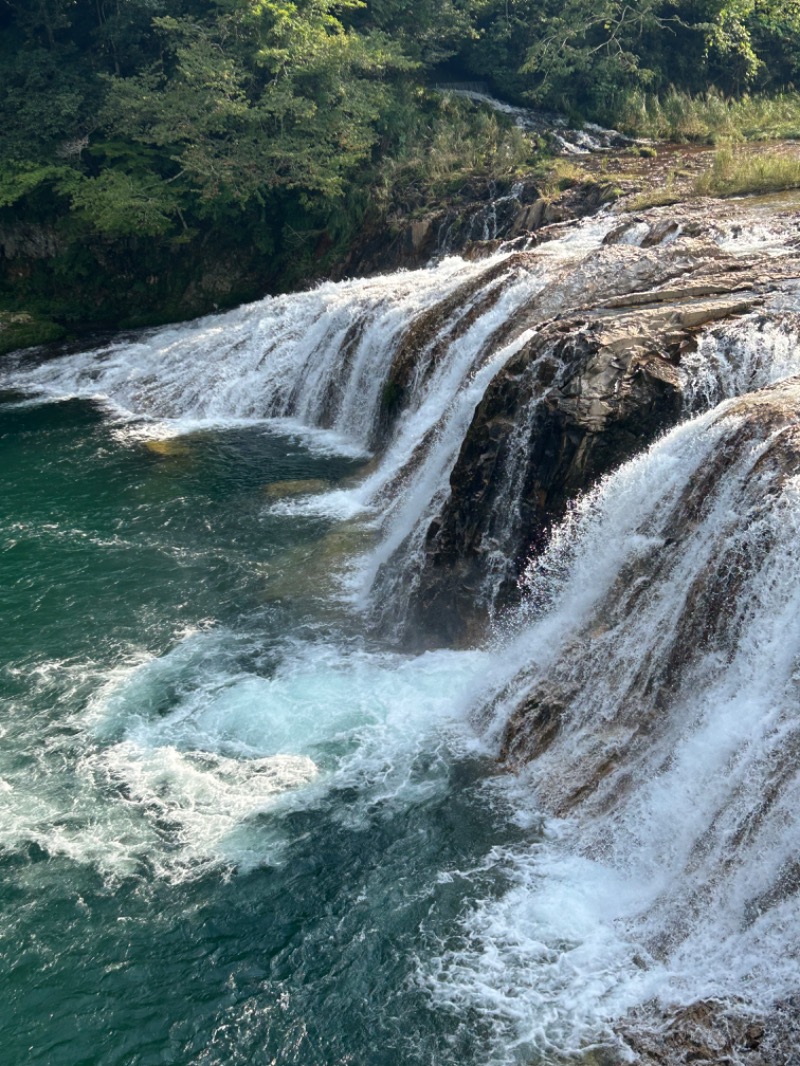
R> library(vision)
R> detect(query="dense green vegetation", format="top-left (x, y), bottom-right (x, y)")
top-left (1, 0), bottom-right (800, 343)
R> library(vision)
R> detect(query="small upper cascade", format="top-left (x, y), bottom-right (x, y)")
top-left (434, 181), bottom-right (531, 258)
top-left (433, 87), bottom-right (636, 155)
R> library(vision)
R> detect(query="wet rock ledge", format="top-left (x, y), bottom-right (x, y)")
top-left (401, 204), bottom-right (800, 645)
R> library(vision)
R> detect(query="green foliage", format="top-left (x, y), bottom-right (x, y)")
top-left (461, 0), bottom-right (800, 115)
top-left (693, 146), bottom-right (800, 195)
top-left (2, 0), bottom-right (800, 344)
top-left (68, 170), bottom-right (184, 237)
top-left (627, 144), bottom-right (800, 208)
top-left (521, 0), bottom-right (664, 106)
top-left (537, 158), bottom-right (591, 199)
top-left (100, 7), bottom-right (412, 206)
top-left (0, 163), bottom-right (79, 208)
top-left (0, 312), bottom-right (65, 356)
top-left (608, 87), bottom-right (800, 142)
top-left (372, 94), bottom-right (537, 206)
top-left (0, 43), bottom-right (97, 161)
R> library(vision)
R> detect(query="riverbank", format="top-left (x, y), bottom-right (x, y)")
top-left (4, 133), bottom-right (800, 359)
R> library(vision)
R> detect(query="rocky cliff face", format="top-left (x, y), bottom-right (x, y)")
top-left (400, 205), bottom-right (800, 644)
top-left (336, 177), bottom-right (616, 279)
top-left (498, 375), bottom-right (800, 786)
top-left (474, 373), bottom-right (800, 1064)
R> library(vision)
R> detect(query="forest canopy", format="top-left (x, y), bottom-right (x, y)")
top-left (1, 0), bottom-right (799, 332)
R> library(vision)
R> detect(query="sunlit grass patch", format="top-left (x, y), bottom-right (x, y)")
top-left (692, 148), bottom-right (800, 196)
top-left (608, 88), bottom-right (800, 144)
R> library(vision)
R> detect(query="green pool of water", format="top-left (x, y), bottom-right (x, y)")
top-left (0, 393), bottom-right (526, 1066)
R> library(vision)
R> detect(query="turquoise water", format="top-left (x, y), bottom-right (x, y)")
top-left (0, 391), bottom-right (529, 1065)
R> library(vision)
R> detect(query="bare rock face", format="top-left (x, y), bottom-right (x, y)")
top-left (560, 996), bottom-right (800, 1066)
top-left (0, 223), bottom-right (64, 260)
top-left (405, 217), bottom-right (800, 645)
top-left (335, 178), bottom-right (611, 278)
top-left (484, 377), bottom-right (800, 1065)
top-left (606, 997), bottom-right (800, 1066)
top-left (409, 316), bottom-right (688, 643)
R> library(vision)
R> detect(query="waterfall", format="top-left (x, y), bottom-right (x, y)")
top-left (434, 181), bottom-right (528, 257)
top-left (681, 312), bottom-right (800, 411)
top-left (432, 87), bottom-right (634, 154)
top-left (4, 258), bottom-right (492, 453)
top-left (4, 201), bottom-right (800, 650)
top-left (428, 380), bottom-right (800, 1054)
top-left (448, 308), bottom-right (800, 628)
top-left (2, 216), bottom-right (614, 623)
top-left (5, 190), bottom-right (800, 1062)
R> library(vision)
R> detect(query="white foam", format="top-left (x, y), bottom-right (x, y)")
top-left (426, 398), bottom-right (800, 1059)
top-left (424, 834), bottom-right (659, 1062)
top-left (716, 214), bottom-right (800, 257)
top-left (3, 630), bottom-right (490, 881)
top-left (681, 312), bottom-right (800, 411)
top-left (1, 257), bottom-right (497, 449)
top-left (83, 742), bottom-right (319, 875)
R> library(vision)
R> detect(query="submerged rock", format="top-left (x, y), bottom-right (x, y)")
top-left (264, 478), bottom-right (331, 496)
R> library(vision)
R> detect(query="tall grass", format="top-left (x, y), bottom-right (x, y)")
top-left (693, 148), bottom-right (800, 196)
top-left (608, 88), bottom-right (800, 144)
top-left (375, 95), bottom-right (538, 208)
top-left (627, 147), bottom-right (800, 209)
top-left (535, 158), bottom-right (591, 199)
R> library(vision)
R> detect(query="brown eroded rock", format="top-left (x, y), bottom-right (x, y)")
top-left (578, 996), bottom-right (800, 1066)
top-left (404, 215), bottom-right (800, 645)
top-left (489, 378), bottom-right (800, 1066)
top-left (498, 375), bottom-right (800, 800)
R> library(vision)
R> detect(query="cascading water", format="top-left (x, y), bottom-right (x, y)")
top-left (5, 258), bottom-right (493, 452)
top-left (434, 181), bottom-right (531, 257)
top-left (444, 380), bottom-right (800, 1056)
top-left (441, 307), bottom-right (800, 629)
top-left (681, 312), bottom-right (800, 411)
top-left (4, 196), bottom-right (800, 1064)
top-left (433, 87), bottom-right (633, 155)
top-left (3, 215), bottom-right (617, 629)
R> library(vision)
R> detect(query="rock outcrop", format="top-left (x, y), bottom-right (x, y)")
top-left (498, 375), bottom-right (800, 788)
top-left (402, 211), bottom-right (800, 644)
top-left (605, 997), bottom-right (800, 1066)
top-left (478, 374), bottom-right (800, 1064)
top-left (336, 178), bottom-right (616, 278)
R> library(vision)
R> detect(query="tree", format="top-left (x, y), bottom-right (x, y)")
top-left (99, 2), bottom-right (411, 211)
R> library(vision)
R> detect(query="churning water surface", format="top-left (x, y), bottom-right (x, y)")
top-left (6, 211), bottom-right (800, 1064)
top-left (0, 390), bottom-right (563, 1066)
